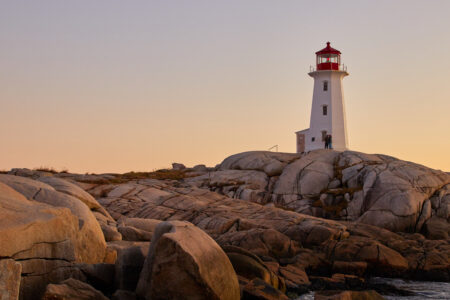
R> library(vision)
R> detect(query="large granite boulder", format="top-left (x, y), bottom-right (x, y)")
top-left (136, 221), bottom-right (240, 300)
top-left (0, 175), bottom-right (110, 299)
top-left (0, 174), bottom-right (106, 263)
top-left (273, 150), bottom-right (338, 197)
top-left (0, 182), bottom-right (79, 260)
top-left (0, 182), bottom-right (85, 299)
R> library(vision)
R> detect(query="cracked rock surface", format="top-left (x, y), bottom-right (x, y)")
top-left (191, 150), bottom-right (450, 236)
top-left (0, 149), bottom-right (449, 299)
top-left (0, 176), bottom-right (106, 299)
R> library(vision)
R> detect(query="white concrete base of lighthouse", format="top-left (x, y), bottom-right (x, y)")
top-left (296, 70), bottom-right (349, 153)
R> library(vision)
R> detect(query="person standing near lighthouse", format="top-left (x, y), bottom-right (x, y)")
top-left (296, 42), bottom-right (348, 153)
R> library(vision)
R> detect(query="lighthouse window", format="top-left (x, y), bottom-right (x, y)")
top-left (311, 137), bottom-right (315, 142)
top-left (323, 105), bottom-right (328, 116)
top-left (323, 81), bottom-right (328, 91)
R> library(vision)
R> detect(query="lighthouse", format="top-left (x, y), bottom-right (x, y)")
top-left (296, 42), bottom-right (349, 153)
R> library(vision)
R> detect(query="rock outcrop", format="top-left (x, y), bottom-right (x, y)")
top-left (1, 149), bottom-right (449, 299)
top-left (87, 173), bottom-right (449, 283)
top-left (0, 175), bottom-right (107, 299)
top-left (190, 150), bottom-right (450, 236)
top-left (136, 221), bottom-right (240, 300)
top-left (0, 174), bottom-right (106, 263)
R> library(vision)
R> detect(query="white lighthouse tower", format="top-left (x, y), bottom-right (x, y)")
top-left (296, 42), bottom-right (349, 153)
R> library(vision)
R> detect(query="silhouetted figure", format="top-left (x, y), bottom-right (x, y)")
top-left (324, 134), bottom-right (333, 149)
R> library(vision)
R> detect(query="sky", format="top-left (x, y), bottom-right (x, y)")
top-left (1, 1), bottom-right (449, 173)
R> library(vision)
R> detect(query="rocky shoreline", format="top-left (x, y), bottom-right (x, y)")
top-left (0, 149), bottom-right (449, 299)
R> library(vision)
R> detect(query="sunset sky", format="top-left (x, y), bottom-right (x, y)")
top-left (1, 1), bottom-right (449, 173)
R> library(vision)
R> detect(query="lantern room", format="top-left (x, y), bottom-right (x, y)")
top-left (316, 42), bottom-right (341, 71)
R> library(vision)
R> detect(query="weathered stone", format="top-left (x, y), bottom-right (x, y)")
top-left (274, 150), bottom-right (338, 197)
top-left (122, 218), bottom-right (161, 233)
top-left (0, 259), bottom-right (21, 300)
top-left (0, 175), bottom-right (106, 264)
top-left (94, 205), bottom-right (116, 222)
top-left (219, 151), bottom-right (301, 176)
top-left (136, 221), bottom-right (240, 300)
top-left (423, 216), bottom-right (450, 240)
top-left (18, 150), bottom-right (445, 289)
top-left (101, 223), bottom-right (122, 242)
top-left (8, 168), bottom-right (37, 178)
top-left (19, 259), bottom-right (86, 300)
top-left (118, 225), bottom-right (152, 241)
top-left (204, 170), bottom-right (268, 190)
top-left (331, 237), bottom-right (408, 276)
top-left (93, 210), bottom-right (115, 226)
top-left (332, 261), bottom-right (367, 277)
top-left (41, 278), bottom-right (108, 300)
top-left (0, 182), bottom-right (77, 260)
top-left (223, 246), bottom-right (283, 292)
top-left (242, 278), bottom-right (289, 300)
top-left (32, 188), bottom-right (106, 263)
top-left (172, 163), bottom-right (186, 170)
top-left (263, 261), bottom-right (280, 275)
top-left (133, 187), bottom-right (173, 203)
top-left (217, 228), bottom-right (298, 259)
top-left (206, 150), bottom-right (450, 234)
top-left (227, 253), bottom-right (274, 286)
top-left (193, 164), bottom-right (209, 172)
top-left (38, 176), bottom-right (101, 209)
top-left (278, 264), bottom-right (310, 293)
top-left (419, 244), bottom-right (450, 281)
top-left (0, 174), bottom-right (55, 199)
top-left (108, 184), bottom-right (139, 198)
top-left (0, 182), bottom-right (92, 298)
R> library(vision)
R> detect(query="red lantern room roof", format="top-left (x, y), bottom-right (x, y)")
top-left (315, 42), bottom-right (341, 55)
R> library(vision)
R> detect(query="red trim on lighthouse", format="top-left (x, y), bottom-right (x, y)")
top-left (316, 42), bottom-right (341, 71)
top-left (316, 42), bottom-right (341, 55)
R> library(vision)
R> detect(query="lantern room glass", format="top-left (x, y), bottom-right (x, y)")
top-left (317, 54), bottom-right (340, 65)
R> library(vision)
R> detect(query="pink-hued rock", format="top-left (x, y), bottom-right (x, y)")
top-left (0, 259), bottom-right (21, 300)
top-left (42, 278), bottom-right (108, 300)
top-left (136, 221), bottom-right (240, 300)
top-left (38, 176), bottom-right (101, 209)
top-left (0, 174), bottom-right (106, 263)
